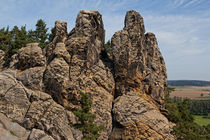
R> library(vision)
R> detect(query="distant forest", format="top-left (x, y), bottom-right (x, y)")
top-left (168, 80), bottom-right (210, 86)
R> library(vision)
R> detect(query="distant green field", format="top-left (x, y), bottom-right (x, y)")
top-left (193, 115), bottom-right (210, 126)
top-left (198, 96), bottom-right (210, 100)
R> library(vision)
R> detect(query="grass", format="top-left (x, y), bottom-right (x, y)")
top-left (193, 115), bottom-right (210, 126)
top-left (11, 119), bottom-right (17, 123)
top-left (10, 130), bottom-right (15, 135)
top-left (197, 96), bottom-right (210, 99)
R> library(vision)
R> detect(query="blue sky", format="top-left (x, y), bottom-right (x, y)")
top-left (1, 0), bottom-right (210, 80)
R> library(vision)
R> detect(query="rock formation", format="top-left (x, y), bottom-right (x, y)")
top-left (0, 50), bottom-right (4, 70)
top-left (0, 10), bottom-right (174, 140)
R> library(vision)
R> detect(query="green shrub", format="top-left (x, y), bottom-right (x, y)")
top-left (10, 130), bottom-right (15, 135)
top-left (71, 92), bottom-right (104, 140)
top-left (11, 119), bottom-right (17, 123)
top-left (104, 40), bottom-right (112, 56)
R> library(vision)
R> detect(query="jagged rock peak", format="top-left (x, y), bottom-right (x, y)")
top-left (111, 10), bottom-right (174, 139)
top-left (72, 10), bottom-right (105, 44)
top-left (54, 21), bottom-right (67, 43)
top-left (44, 21), bottom-right (67, 60)
top-left (124, 10), bottom-right (145, 36)
top-left (67, 10), bottom-right (105, 68)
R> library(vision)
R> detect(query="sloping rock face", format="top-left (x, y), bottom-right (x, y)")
top-left (0, 70), bottom-right (77, 140)
top-left (0, 10), bottom-right (174, 140)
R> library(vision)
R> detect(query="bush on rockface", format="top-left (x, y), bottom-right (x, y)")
top-left (71, 92), bottom-right (104, 140)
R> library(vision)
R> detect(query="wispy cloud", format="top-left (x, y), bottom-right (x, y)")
top-left (174, 0), bottom-right (186, 7)
top-left (144, 14), bottom-right (210, 55)
top-left (184, 0), bottom-right (201, 7)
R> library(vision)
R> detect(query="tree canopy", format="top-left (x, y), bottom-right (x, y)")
top-left (0, 19), bottom-right (53, 64)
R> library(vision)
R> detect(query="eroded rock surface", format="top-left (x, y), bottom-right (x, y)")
top-left (0, 50), bottom-right (4, 70)
top-left (0, 70), bottom-right (76, 140)
top-left (63, 10), bottom-right (114, 139)
top-left (112, 10), bottom-right (167, 104)
top-left (16, 43), bottom-right (46, 70)
top-left (0, 10), bottom-right (174, 140)
top-left (110, 10), bottom-right (174, 139)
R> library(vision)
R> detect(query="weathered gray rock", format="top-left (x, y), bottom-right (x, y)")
top-left (143, 32), bottom-right (168, 105)
top-left (16, 43), bottom-right (46, 70)
top-left (53, 42), bottom-right (71, 64)
top-left (28, 129), bottom-right (54, 140)
top-left (0, 70), bottom-right (76, 140)
top-left (110, 91), bottom-right (175, 139)
top-left (0, 113), bottom-right (30, 140)
top-left (23, 98), bottom-right (75, 140)
top-left (17, 67), bottom-right (45, 90)
top-left (54, 21), bottom-right (68, 43)
top-left (0, 70), bottom-right (31, 122)
top-left (43, 57), bottom-right (70, 106)
top-left (65, 10), bottom-right (114, 139)
top-left (44, 21), bottom-right (67, 59)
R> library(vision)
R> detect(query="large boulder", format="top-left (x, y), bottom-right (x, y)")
top-left (16, 66), bottom-right (45, 90)
top-left (110, 91), bottom-right (174, 139)
top-left (16, 43), bottom-right (46, 70)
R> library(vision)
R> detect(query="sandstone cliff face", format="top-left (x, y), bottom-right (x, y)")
top-left (112, 10), bottom-right (167, 105)
top-left (0, 10), bottom-right (174, 140)
top-left (110, 10), bottom-right (173, 140)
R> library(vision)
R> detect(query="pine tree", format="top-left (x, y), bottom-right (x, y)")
top-left (72, 92), bottom-right (104, 140)
top-left (27, 29), bottom-right (36, 43)
top-left (0, 27), bottom-right (11, 52)
top-left (48, 27), bottom-right (56, 42)
top-left (34, 19), bottom-right (49, 48)
top-left (11, 26), bottom-right (28, 54)
top-left (104, 40), bottom-right (112, 55)
top-left (0, 27), bottom-right (12, 62)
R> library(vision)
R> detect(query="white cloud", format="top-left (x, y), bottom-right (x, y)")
top-left (174, 0), bottom-right (186, 7)
top-left (184, 0), bottom-right (201, 7)
top-left (144, 14), bottom-right (210, 57)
